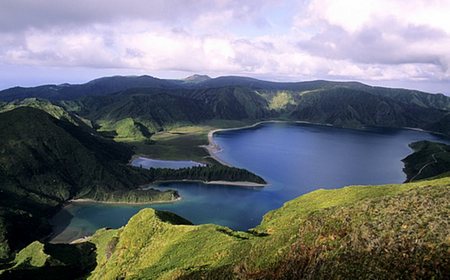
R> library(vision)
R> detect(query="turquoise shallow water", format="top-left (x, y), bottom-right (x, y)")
top-left (50, 123), bottom-right (448, 242)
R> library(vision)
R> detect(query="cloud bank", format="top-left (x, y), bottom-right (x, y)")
top-left (0, 0), bottom-right (449, 92)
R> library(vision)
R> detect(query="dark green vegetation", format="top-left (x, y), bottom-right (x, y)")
top-left (74, 80), bottom-right (450, 138)
top-left (0, 107), bottom-right (178, 261)
top-left (1, 75), bottom-right (449, 278)
top-left (0, 241), bottom-right (97, 280)
top-left (82, 176), bottom-right (449, 279)
top-left (145, 165), bottom-right (266, 185)
top-left (0, 97), bottom-right (91, 127)
top-left (2, 75), bottom-right (449, 161)
top-left (0, 107), bottom-right (264, 262)
top-left (1, 75), bottom-right (449, 138)
top-left (402, 141), bottom-right (450, 182)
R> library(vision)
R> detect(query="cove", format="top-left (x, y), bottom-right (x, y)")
top-left (50, 122), bottom-right (448, 243)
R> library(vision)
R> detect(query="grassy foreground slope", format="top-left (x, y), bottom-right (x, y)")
top-left (85, 176), bottom-right (450, 279)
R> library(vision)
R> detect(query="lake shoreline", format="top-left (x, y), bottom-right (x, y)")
top-left (201, 120), bottom-right (334, 166)
top-left (202, 120), bottom-right (446, 167)
top-left (68, 196), bottom-right (182, 206)
top-left (48, 123), bottom-right (442, 245)
top-left (152, 179), bottom-right (266, 188)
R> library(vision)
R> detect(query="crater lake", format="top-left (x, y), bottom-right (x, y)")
top-left (50, 122), bottom-right (448, 243)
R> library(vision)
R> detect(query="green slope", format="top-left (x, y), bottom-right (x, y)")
top-left (402, 141), bottom-right (450, 182)
top-left (0, 241), bottom-right (97, 279)
top-left (0, 98), bottom-right (91, 127)
top-left (289, 87), bottom-right (447, 130)
top-left (76, 86), bottom-right (449, 142)
top-left (83, 176), bottom-right (449, 279)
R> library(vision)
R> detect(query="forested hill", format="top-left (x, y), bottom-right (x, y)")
top-left (0, 107), bottom-right (176, 260)
top-left (1, 75), bottom-right (448, 136)
top-left (402, 141), bottom-right (450, 181)
top-left (0, 107), bottom-right (266, 261)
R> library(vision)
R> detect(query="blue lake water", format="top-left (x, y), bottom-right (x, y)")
top-left (50, 123), bottom-right (448, 242)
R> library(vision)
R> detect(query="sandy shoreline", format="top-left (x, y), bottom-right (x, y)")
top-left (203, 121), bottom-right (443, 164)
top-left (201, 120), bottom-right (332, 166)
top-left (153, 179), bottom-right (266, 187)
top-left (69, 196), bottom-right (181, 206)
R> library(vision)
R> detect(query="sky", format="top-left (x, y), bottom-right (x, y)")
top-left (0, 0), bottom-right (449, 94)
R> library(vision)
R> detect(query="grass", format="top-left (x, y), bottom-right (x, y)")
top-left (88, 210), bottom-right (255, 280)
top-left (12, 241), bottom-right (49, 269)
top-left (244, 184), bottom-right (450, 279)
top-left (268, 91), bottom-right (296, 110)
top-left (86, 175), bottom-right (450, 279)
top-left (131, 125), bottom-right (211, 161)
top-left (1, 241), bottom-right (97, 279)
top-left (97, 118), bottom-right (152, 142)
top-left (125, 120), bottom-right (253, 162)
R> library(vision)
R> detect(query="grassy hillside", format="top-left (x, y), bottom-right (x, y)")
top-left (4, 176), bottom-right (448, 279)
top-left (402, 141), bottom-right (450, 182)
top-left (0, 98), bottom-right (90, 127)
top-left (80, 176), bottom-right (449, 279)
top-left (0, 241), bottom-right (97, 279)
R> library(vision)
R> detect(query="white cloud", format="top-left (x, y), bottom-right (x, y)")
top-left (0, 0), bottom-right (449, 93)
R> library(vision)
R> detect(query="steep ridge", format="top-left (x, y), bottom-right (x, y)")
top-left (0, 107), bottom-right (176, 260)
top-left (80, 176), bottom-right (449, 279)
top-left (402, 141), bottom-right (450, 181)
top-left (290, 87), bottom-right (447, 129)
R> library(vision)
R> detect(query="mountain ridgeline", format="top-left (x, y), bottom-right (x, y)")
top-left (0, 75), bottom-right (449, 279)
top-left (0, 75), bottom-right (449, 138)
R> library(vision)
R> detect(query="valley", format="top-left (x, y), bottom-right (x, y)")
top-left (0, 75), bottom-right (449, 279)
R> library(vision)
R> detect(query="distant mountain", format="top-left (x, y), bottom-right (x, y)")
top-left (74, 84), bottom-right (449, 137)
top-left (0, 75), bottom-right (449, 137)
top-left (290, 87), bottom-right (447, 129)
top-left (426, 113), bottom-right (450, 136)
top-left (79, 88), bottom-right (213, 131)
top-left (183, 74), bottom-right (211, 83)
top-left (76, 86), bottom-right (272, 135)
top-left (0, 107), bottom-right (176, 259)
top-left (0, 75), bottom-right (181, 101)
